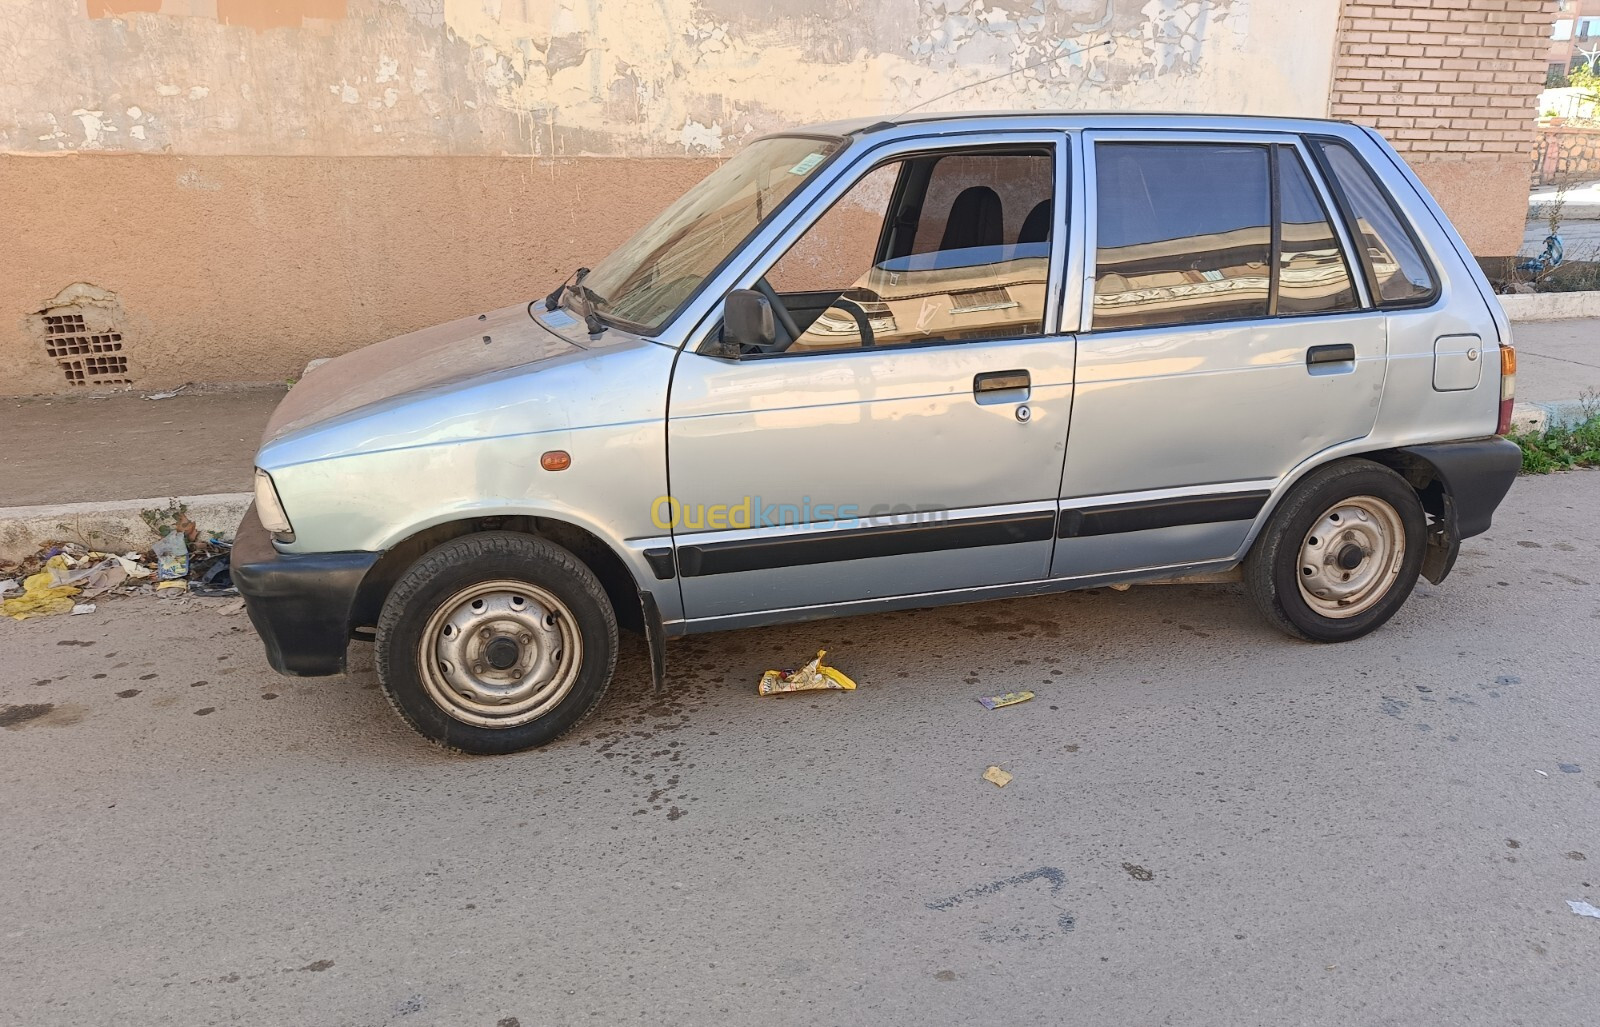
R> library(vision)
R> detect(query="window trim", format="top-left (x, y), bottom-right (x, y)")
top-left (1267, 144), bottom-right (1283, 316)
top-left (698, 133), bottom-right (1070, 361)
top-left (1305, 134), bottom-right (1442, 311)
top-left (1080, 130), bottom-right (1375, 334)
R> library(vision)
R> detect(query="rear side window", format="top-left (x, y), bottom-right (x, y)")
top-left (1278, 148), bottom-right (1360, 315)
top-left (1092, 143), bottom-right (1272, 330)
top-left (1310, 138), bottom-right (1438, 306)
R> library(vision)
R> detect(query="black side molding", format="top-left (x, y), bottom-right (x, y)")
top-left (643, 547), bottom-right (676, 580)
top-left (1058, 491), bottom-right (1270, 539)
top-left (677, 511), bottom-right (1055, 578)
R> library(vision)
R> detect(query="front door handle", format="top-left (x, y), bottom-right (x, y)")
top-left (1306, 344), bottom-right (1356, 372)
top-left (974, 369), bottom-right (1030, 395)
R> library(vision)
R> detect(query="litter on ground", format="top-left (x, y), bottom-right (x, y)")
top-left (154, 530), bottom-right (189, 581)
top-left (1, 532), bottom-right (236, 620)
top-left (982, 766), bottom-right (1014, 788)
top-left (1567, 899), bottom-right (1600, 920)
top-left (757, 650), bottom-right (857, 696)
top-left (977, 691), bottom-right (1034, 710)
top-left (49, 555), bottom-right (128, 596)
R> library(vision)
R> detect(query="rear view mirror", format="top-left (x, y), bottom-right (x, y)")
top-left (724, 289), bottom-right (776, 351)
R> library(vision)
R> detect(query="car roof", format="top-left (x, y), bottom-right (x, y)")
top-left (784, 110), bottom-right (1354, 140)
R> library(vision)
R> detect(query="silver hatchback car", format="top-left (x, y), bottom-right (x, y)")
top-left (235, 112), bottom-right (1521, 754)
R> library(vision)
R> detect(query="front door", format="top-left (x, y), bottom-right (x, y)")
top-left (1054, 133), bottom-right (1388, 580)
top-left (666, 136), bottom-right (1075, 625)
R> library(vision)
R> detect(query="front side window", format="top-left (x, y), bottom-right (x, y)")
top-left (755, 147), bottom-right (1056, 355)
top-left (580, 136), bottom-right (840, 332)
top-left (1092, 143), bottom-right (1272, 330)
top-left (1311, 138), bottom-right (1438, 306)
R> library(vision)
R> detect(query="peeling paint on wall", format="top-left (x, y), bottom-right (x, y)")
top-left (0, 0), bottom-right (1338, 157)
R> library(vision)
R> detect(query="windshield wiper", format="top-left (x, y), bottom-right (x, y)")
top-left (544, 266), bottom-right (589, 311)
top-left (571, 284), bottom-right (609, 336)
top-left (543, 267), bottom-right (607, 335)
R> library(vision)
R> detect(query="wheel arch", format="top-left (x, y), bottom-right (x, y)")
top-left (1251, 441), bottom-right (1509, 586)
top-left (350, 515), bottom-right (649, 637)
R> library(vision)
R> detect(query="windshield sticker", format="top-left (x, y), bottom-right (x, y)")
top-left (788, 152), bottom-right (827, 175)
top-left (541, 309), bottom-right (577, 329)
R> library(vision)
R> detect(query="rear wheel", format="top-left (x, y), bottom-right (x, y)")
top-left (375, 532), bottom-right (617, 754)
top-left (1244, 461), bottom-right (1425, 642)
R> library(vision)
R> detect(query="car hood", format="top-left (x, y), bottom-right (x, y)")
top-left (261, 301), bottom-right (583, 445)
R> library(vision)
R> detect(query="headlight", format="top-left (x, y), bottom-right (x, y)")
top-left (253, 468), bottom-right (295, 541)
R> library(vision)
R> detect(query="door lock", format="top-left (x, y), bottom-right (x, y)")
top-left (1015, 404), bottom-right (1031, 423)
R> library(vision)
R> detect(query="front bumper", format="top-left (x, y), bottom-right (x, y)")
top-left (232, 503), bottom-right (381, 677)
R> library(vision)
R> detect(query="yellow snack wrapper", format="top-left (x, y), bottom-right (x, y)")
top-left (757, 649), bottom-right (857, 696)
top-left (2, 561), bottom-right (82, 621)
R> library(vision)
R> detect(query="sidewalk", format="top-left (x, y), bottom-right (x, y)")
top-left (1528, 178), bottom-right (1600, 221)
top-left (3, 386), bottom-right (284, 508)
top-left (1512, 319), bottom-right (1600, 410)
top-left (1, 386), bottom-right (283, 559)
top-left (0, 323), bottom-right (1594, 557)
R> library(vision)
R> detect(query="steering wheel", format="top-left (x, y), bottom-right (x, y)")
top-left (753, 278), bottom-right (876, 350)
top-left (830, 296), bottom-right (875, 348)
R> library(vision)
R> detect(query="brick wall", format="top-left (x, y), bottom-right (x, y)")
top-left (1330, 0), bottom-right (1558, 255)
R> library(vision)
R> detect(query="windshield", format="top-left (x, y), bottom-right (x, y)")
top-left (578, 136), bottom-right (842, 332)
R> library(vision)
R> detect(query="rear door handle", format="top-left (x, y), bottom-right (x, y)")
top-left (974, 369), bottom-right (1030, 395)
top-left (1306, 344), bottom-right (1356, 370)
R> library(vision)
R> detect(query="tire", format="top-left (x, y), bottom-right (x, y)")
top-left (374, 532), bottom-right (618, 755)
top-left (1244, 460), bottom-right (1426, 643)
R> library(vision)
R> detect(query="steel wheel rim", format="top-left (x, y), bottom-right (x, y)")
top-left (1296, 495), bottom-right (1405, 619)
top-left (418, 579), bottom-right (583, 728)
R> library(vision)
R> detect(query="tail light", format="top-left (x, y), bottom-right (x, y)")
top-left (1496, 344), bottom-right (1516, 435)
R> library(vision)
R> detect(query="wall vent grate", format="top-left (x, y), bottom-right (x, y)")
top-left (59, 355), bottom-right (132, 386)
top-left (36, 304), bottom-right (132, 386)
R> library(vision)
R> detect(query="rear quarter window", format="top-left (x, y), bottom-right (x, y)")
top-left (1309, 138), bottom-right (1439, 307)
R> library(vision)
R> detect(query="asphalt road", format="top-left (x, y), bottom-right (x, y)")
top-left (3, 472), bottom-right (1599, 1027)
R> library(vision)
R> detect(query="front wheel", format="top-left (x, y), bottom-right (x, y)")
top-left (1244, 460), bottom-right (1426, 642)
top-left (375, 532), bottom-right (618, 754)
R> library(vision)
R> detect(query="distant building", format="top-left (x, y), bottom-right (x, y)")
top-left (1549, 0), bottom-right (1600, 81)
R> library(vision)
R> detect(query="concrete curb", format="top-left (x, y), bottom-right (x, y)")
top-left (1511, 399), bottom-right (1596, 434)
top-left (0, 492), bottom-right (251, 563)
top-left (1500, 292), bottom-right (1600, 321)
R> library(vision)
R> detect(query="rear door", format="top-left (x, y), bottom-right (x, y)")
top-left (1054, 131), bottom-right (1386, 579)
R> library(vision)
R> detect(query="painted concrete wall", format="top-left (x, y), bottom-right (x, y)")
top-left (7, 0), bottom-right (1337, 157)
top-left (6, 0), bottom-right (1346, 395)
